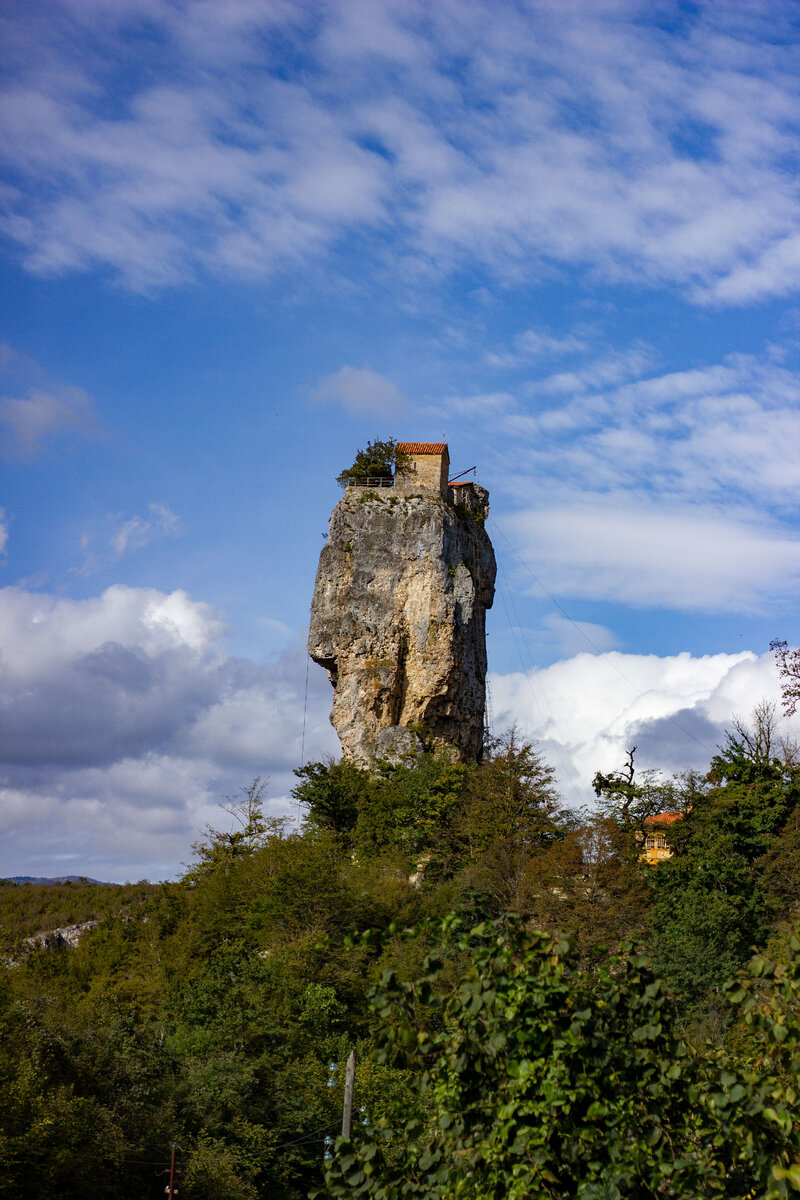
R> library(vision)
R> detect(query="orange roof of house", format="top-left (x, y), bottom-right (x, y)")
top-left (449, 480), bottom-right (471, 487)
top-left (397, 442), bottom-right (448, 454)
top-left (643, 811), bottom-right (682, 825)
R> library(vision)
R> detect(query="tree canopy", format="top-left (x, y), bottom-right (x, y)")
top-left (336, 439), bottom-right (410, 488)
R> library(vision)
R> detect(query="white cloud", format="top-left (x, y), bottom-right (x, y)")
top-left (461, 348), bottom-right (800, 615)
top-left (311, 366), bottom-right (407, 414)
top-left (108, 503), bottom-right (181, 557)
top-left (0, 343), bottom-right (102, 459)
top-left (0, 385), bottom-right (99, 459)
top-left (0, 509), bottom-right (7, 556)
top-left (1, 3), bottom-right (800, 302)
top-left (505, 499), bottom-right (800, 613)
top-left (0, 584), bottom-right (339, 879)
top-left (75, 503), bottom-right (182, 574)
top-left (486, 327), bottom-right (592, 369)
top-left (0, 584), bottom-right (790, 879)
top-left (490, 648), bottom-right (793, 809)
top-left (523, 344), bottom-right (657, 398)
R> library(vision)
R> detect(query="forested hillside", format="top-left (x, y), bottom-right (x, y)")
top-left (3, 712), bottom-right (800, 1199)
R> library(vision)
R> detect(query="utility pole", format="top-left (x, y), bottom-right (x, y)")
top-left (158, 1143), bottom-right (180, 1199)
top-left (168, 1144), bottom-right (177, 1199)
top-left (341, 1050), bottom-right (356, 1138)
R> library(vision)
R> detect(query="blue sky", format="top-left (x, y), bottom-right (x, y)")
top-left (1, 0), bottom-right (799, 880)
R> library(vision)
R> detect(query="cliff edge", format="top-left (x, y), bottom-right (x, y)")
top-left (308, 481), bottom-right (496, 765)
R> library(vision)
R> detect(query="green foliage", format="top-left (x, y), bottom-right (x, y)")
top-left (322, 917), bottom-right (800, 1200)
top-left (6, 711), bottom-right (800, 1200)
top-left (459, 728), bottom-right (575, 857)
top-left (294, 758), bottom-right (369, 835)
top-left (336, 439), bottom-right (410, 488)
top-left (294, 751), bottom-right (472, 867)
top-left (647, 712), bottom-right (800, 1013)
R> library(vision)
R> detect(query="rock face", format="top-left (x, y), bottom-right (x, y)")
top-left (308, 481), bottom-right (496, 765)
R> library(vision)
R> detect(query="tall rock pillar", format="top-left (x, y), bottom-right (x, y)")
top-left (308, 445), bottom-right (496, 765)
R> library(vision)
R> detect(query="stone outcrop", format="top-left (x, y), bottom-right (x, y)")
top-left (27, 920), bottom-right (98, 951)
top-left (308, 480), bottom-right (496, 765)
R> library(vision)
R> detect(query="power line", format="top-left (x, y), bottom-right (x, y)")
top-left (19, 1120), bottom-right (344, 1168)
top-left (301, 653), bottom-right (310, 766)
top-left (274, 1119), bottom-right (341, 1151)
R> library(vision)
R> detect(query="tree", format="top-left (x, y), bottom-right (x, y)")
top-left (458, 729), bottom-right (571, 858)
top-left (293, 758), bottom-right (367, 837)
top-left (451, 730), bottom-right (578, 916)
top-left (187, 778), bottom-right (286, 878)
top-left (295, 751), bottom-right (472, 869)
top-left (593, 748), bottom-right (681, 846)
top-left (771, 640), bottom-right (800, 717)
top-left (321, 916), bottom-right (800, 1199)
top-left (336, 439), bottom-right (410, 488)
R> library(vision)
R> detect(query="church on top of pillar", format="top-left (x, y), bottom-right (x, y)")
top-left (394, 442), bottom-right (450, 499)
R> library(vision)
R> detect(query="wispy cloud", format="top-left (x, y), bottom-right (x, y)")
top-left (0, 387), bottom-right (99, 459)
top-left (0, 344), bottom-right (101, 459)
top-left (108, 503), bottom-right (181, 557)
top-left (1, 3), bottom-right (800, 302)
top-left (311, 365), bottom-right (407, 414)
top-left (503, 353), bottom-right (800, 509)
top-left (444, 345), bottom-right (800, 614)
top-left (506, 499), bottom-right (800, 613)
top-left (77, 503), bottom-right (181, 574)
top-left (486, 327), bottom-right (593, 369)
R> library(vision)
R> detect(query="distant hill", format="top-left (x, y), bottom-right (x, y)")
top-left (2, 876), bottom-right (112, 886)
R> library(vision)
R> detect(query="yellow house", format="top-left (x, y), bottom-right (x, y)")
top-left (639, 811), bottom-right (682, 864)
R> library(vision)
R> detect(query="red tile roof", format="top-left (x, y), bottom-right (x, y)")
top-left (643, 811), bottom-right (683, 825)
top-left (397, 442), bottom-right (448, 454)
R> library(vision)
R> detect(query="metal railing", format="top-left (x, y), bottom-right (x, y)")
top-left (345, 476), bottom-right (394, 488)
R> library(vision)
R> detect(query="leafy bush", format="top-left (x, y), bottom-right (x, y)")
top-left (322, 916), bottom-right (800, 1199)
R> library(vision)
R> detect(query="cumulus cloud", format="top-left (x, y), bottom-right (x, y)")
top-left (1, 3), bottom-right (800, 301)
top-left (311, 366), bottom-right (407, 415)
top-left (0, 585), bottom-right (338, 881)
top-left (0, 584), bottom-right (790, 879)
top-left (490, 648), bottom-right (794, 810)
